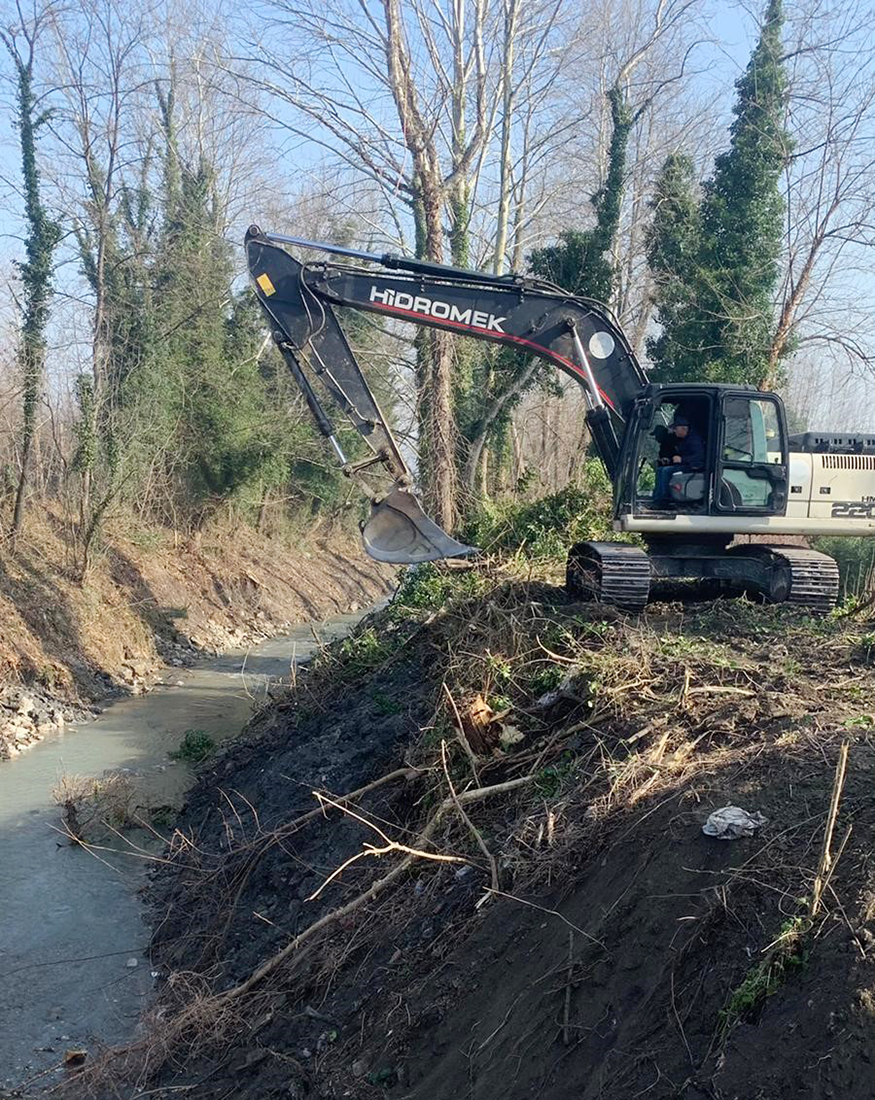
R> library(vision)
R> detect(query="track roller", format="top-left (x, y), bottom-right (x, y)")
top-left (764, 547), bottom-right (839, 614)
top-left (566, 541), bottom-right (651, 612)
top-left (732, 546), bottom-right (840, 615)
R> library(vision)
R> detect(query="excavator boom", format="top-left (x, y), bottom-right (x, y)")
top-left (245, 226), bottom-right (646, 563)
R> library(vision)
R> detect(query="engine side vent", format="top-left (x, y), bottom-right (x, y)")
top-left (821, 454), bottom-right (875, 470)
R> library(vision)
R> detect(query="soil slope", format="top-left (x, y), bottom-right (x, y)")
top-left (75, 571), bottom-right (875, 1100)
top-left (0, 509), bottom-right (393, 757)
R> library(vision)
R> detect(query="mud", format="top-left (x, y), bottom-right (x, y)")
top-left (71, 588), bottom-right (875, 1100)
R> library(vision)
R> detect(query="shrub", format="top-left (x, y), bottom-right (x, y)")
top-left (170, 728), bottom-right (216, 763)
top-left (53, 772), bottom-right (138, 841)
top-left (392, 563), bottom-right (488, 614)
top-left (463, 460), bottom-right (616, 561)
top-left (813, 536), bottom-right (875, 599)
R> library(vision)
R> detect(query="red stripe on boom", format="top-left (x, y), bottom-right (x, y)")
top-left (366, 300), bottom-right (618, 414)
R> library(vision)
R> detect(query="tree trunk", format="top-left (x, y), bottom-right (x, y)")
top-left (418, 185), bottom-right (459, 531)
top-left (492, 0), bottom-right (518, 274)
top-left (764, 238), bottom-right (820, 390)
top-left (10, 431), bottom-right (32, 541)
top-left (463, 356), bottom-right (540, 490)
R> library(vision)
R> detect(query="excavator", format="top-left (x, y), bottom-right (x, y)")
top-left (245, 226), bottom-right (875, 614)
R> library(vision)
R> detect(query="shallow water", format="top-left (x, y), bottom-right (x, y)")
top-left (0, 610), bottom-right (367, 1089)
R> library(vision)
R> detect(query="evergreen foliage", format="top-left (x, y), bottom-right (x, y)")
top-left (646, 154), bottom-right (701, 376)
top-left (647, 0), bottom-right (790, 386)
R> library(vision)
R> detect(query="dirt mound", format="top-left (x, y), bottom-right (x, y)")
top-left (79, 573), bottom-right (875, 1100)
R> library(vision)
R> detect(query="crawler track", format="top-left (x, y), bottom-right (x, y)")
top-left (566, 542), bottom-right (651, 612)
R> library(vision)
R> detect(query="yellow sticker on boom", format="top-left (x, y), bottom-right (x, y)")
top-left (256, 273), bottom-right (276, 296)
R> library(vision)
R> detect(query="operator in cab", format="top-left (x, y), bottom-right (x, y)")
top-left (654, 415), bottom-right (705, 506)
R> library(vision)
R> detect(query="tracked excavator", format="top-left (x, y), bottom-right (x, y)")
top-left (245, 226), bottom-right (875, 614)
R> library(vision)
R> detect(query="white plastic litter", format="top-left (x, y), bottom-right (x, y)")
top-left (702, 806), bottom-right (767, 840)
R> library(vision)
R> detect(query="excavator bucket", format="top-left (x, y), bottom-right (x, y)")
top-left (361, 486), bottom-right (476, 564)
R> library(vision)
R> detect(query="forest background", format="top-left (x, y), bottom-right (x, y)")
top-left (1, 0), bottom-right (874, 582)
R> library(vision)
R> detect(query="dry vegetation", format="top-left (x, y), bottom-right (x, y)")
top-left (0, 504), bottom-right (393, 709)
top-left (52, 771), bottom-right (138, 842)
top-left (55, 562), bottom-right (875, 1100)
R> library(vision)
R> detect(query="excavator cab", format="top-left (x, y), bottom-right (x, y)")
top-left (615, 383), bottom-right (790, 527)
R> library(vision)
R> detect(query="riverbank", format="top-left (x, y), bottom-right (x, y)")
top-left (0, 509), bottom-right (395, 758)
top-left (82, 563), bottom-right (875, 1100)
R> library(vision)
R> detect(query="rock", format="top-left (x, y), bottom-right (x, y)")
top-left (352, 1058), bottom-right (370, 1078)
top-left (16, 696), bottom-right (36, 715)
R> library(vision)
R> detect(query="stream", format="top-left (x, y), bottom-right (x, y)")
top-left (0, 610), bottom-right (367, 1090)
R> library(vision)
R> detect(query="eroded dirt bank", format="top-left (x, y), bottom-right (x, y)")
top-left (0, 512), bottom-right (394, 758)
top-left (67, 571), bottom-right (875, 1100)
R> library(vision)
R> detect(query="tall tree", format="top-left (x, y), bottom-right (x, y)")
top-left (648, 0), bottom-right (790, 386)
top-left (645, 152), bottom-right (700, 376)
top-left (3, 4), bottom-right (61, 539)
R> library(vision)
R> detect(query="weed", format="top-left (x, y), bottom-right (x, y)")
top-left (527, 664), bottom-right (566, 696)
top-left (485, 651), bottom-right (514, 684)
top-left (312, 627), bottom-right (394, 681)
top-left (170, 729), bottom-right (216, 763)
top-left (534, 752), bottom-right (576, 797)
top-left (719, 916), bottom-right (808, 1034)
top-left (391, 563), bottom-right (487, 616)
top-left (842, 714), bottom-right (875, 729)
top-left (853, 632), bottom-right (875, 664)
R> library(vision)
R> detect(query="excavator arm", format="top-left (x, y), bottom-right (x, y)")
top-left (244, 226), bottom-right (646, 564)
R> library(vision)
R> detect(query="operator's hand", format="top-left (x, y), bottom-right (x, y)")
top-left (672, 455), bottom-right (682, 464)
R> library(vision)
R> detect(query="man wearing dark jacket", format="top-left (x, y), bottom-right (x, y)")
top-left (654, 416), bottom-right (705, 505)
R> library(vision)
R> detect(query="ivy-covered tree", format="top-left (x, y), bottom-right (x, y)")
top-left (645, 153), bottom-right (701, 378)
top-left (3, 13), bottom-right (61, 539)
top-left (529, 87), bottom-right (633, 304)
top-left (648, 0), bottom-right (791, 386)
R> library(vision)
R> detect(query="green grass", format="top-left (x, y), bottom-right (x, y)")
top-left (719, 916), bottom-right (808, 1034)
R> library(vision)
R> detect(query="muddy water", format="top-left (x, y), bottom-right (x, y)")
top-left (0, 610), bottom-right (368, 1090)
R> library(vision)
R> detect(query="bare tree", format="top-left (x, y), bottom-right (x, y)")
top-left (767, 0), bottom-right (875, 387)
top-left (225, 0), bottom-right (533, 527)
